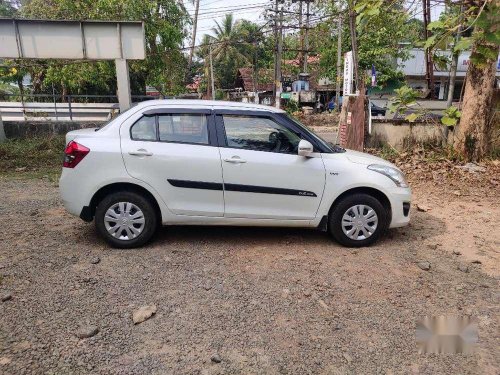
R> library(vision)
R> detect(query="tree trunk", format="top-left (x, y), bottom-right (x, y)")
top-left (446, 53), bottom-right (459, 107)
top-left (444, 45), bottom-right (459, 145)
top-left (453, 43), bottom-right (497, 161)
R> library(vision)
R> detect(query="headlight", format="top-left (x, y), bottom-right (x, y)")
top-left (368, 164), bottom-right (409, 188)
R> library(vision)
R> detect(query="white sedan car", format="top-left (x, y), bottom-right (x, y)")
top-left (60, 100), bottom-right (411, 248)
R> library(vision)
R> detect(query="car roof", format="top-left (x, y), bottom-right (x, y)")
top-left (133, 99), bottom-right (285, 113)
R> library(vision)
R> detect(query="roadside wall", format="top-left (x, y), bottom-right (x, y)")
top-left (368, 120), bottom-right (447, 150)
top-left (3, 121), bottom-right (103, 139)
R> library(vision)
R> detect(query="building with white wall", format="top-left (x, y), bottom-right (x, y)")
top-left (397, 48), bottom-right (500, 100)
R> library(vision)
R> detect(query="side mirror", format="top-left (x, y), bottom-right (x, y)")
top-left (298, 139), bottom-right (314, 157)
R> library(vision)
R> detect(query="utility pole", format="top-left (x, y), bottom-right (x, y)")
top-left (348, 4), bottom-right (359, 90)
top-left (209, 44), bottom-right (215, 100)
top-left (275, 9), bottom-right (283, 109)
top-left (298, 0), bottom-right (303, 70)
top-left (303, 0), bottom-right (311, 73)
top-left (253, 40), bottom-right (258, 103)
top-left (273, 0), bottom-right (280, 107)
top-left (0, 110), bottom-right (5, 143)
top-left (335, 12), bottom-right (342, 111)
top-left (186, 0), bottom-right (200, 83)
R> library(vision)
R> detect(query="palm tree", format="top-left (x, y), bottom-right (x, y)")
top-left (200, 14), bottom-right (261, 90)
top-left (209, 14), bottom-right (250, 68)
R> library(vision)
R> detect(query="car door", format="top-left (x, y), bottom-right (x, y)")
top-left (121, 107), bottom-right (224, 217)
top-left (216, 111), bottom-right (326, 220)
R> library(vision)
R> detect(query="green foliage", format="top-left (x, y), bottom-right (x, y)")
top-left (453, 37), bottom-right (473, 53)
top-left (284, 99), bottom-right (299, 115)
top-left (377, 143), bottom-right (400, 161)
top-left (0, 0), bottom-right (189, 96)
top-left (423, 1), bottom-right (499, 68)
top-left (0, 0), bottom-right (17, 16)
top-left (345, 0), bottom-right (417, 86)
top-left (355, 0), bottom-right (382, 29)
top-left (405, 113), bottom-right (419, 123)
top-left (389, 86), bottom-right (419, 115)
top-left (199, 15), bottom-right (268, 91)
top-left (0, 135), bottom-right (66, 173)
top-left (388, 85), bottom-right (431, 123)
top-left (432, 53), bottom-right (450, 71)
top-left (441, 106), bottom-right (461, 127)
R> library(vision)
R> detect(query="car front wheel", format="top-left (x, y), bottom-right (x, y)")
top-left (329, 193), bottom-right (388, 247)
top-left (95, 191), bottom-right (157, 248)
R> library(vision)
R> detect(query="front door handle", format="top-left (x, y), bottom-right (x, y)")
top-left (223, 156), bottom-right (247, 164)
top-left (129, 149), bottom-right (153, 157)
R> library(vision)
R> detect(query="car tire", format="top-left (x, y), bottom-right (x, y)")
top-left (95, 191), bottom-right (157, 248)
top-left (328, 193), bottom-right (388, 247)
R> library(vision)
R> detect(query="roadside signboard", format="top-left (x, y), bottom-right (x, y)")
top-left (343, 51), bottom-right (353, 96)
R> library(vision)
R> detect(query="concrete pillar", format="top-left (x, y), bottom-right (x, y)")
top-left (115, 59), bottom-right (132, 112)
top-left (438, 78), bottom-right (445, 100)
top-left (0, 110), bottom-right (5, 143)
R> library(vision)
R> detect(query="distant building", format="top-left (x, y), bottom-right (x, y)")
top-left (397, 48), bottom-right (500, 100)
top-left (230, 67), bottom-right (274, 105)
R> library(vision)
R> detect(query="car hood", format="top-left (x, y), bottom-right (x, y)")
top-left (343, 149), bottom-right (395, 167)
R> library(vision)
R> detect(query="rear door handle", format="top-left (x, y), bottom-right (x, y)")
top-left (129, 149), bottom-right (153, 157)
top-left (223, 156), bottom-right (246, 164)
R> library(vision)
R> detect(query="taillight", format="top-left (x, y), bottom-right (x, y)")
top-left (63, 141), bottom-right (90, 168)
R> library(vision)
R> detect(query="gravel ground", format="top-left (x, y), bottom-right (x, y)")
top-left (0, 174), bottom-right (498, 374)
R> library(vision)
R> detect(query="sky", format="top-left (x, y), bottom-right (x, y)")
top-left (184, 0), bottom-right (444, 45)
top-left (184, 0), bottom-right (271, 44)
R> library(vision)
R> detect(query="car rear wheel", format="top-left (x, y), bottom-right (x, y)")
top-left (95, 191), bottom-right (157, 248)
top-left (329, 193), bottom-right (388, 247)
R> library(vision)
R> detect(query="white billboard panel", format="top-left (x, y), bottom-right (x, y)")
top-left (0, 19), bottom-right (145, 60)
top-left (84, 23), bottom-right (121, 59)
top-left (19, 21), bottom-right (83, 59)
top-left (343, 51), bottom-right (353, 96)
top-left (0, 20), bottom-right (18, 58)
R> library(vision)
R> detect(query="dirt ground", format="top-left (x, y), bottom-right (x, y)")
top-left (0, 159), bottom-right (499, 374)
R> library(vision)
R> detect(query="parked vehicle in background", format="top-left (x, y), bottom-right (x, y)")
top-left (60, 100), bottom-right (411, 248)
top-left (370, 102), bottom-right (387, 117)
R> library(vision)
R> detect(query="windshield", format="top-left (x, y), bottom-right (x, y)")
top-left (284, 114), bottom-right (337, 153)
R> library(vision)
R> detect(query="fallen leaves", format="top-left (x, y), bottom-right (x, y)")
top-left (367, 147), bottom-right (500, 199)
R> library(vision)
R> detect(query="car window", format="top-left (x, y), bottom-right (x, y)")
top-left (283, 114), bottom-right (334, 153)
top-left (223, 115), bottom-right (301, 154)
top-left (158, 114), bottom-right (208, 145)
top-left (130, 116), bottom-right (156, 141)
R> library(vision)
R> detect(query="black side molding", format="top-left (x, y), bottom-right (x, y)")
top-left (167, 179), bottom-right (317, 197)
top-left (224, 183), bottom-right (317, 197)
top-left (167, 179), bottom-right (223, 191)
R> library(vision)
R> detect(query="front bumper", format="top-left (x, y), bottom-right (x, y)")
top-left (387, 187), bottom-right (412, 228)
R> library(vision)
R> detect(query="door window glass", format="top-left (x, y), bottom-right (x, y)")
top-left (158, 114), bottom-right (209, 144)
top-left (130, 116), bottom-right (156, 141)
top-left (223, 115), bottom-right (301, 153)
